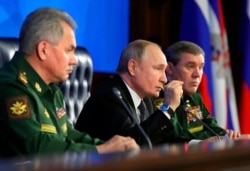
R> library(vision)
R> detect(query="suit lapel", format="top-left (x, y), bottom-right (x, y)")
top-left (113, 75), bottom-right (139, 122)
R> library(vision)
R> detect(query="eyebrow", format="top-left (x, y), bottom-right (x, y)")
top-left (185, 61), bottom-right (204, 65)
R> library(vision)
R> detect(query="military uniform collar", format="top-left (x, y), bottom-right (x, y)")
top-left (11, 51), bottom-right (53, 95)
top-left (182, 93), bottom-right (200, 107)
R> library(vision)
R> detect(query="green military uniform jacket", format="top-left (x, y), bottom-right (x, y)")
top-left (0, 52), bottom-right (103, 158)
top-left (155, 92), bottom-right (227, 141)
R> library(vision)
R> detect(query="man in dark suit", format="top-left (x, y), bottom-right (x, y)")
top-left (75, 39), bottom-right (184, 147)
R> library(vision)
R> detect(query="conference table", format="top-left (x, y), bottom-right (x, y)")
top-left (2, 139), bottom-right (250, 171)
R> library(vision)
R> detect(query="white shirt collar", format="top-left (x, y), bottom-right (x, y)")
top-left (123, 81), bottom-right (141, 108)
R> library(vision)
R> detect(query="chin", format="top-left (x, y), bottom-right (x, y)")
top-left (61, 76), bottom-right (69, 82)
top-left (153, 92), bottom-right (160, 98)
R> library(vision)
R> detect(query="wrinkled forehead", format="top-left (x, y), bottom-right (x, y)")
top-left (178, 52), bottom-right (205, 64)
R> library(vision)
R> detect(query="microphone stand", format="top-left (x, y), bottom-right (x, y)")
top-left (182, 105), bottom-right (224, 141)
top-left (113, 87), bottom-right (153, 149)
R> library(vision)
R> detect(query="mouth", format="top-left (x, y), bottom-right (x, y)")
top-left (67, 70), bottom-right (73, 75)
top-left (190, 82), bottom-right (199, 86)
top-left (67, 67), bottom-right (74, 73)
top-left (156, 86), bottom-right (164, 92)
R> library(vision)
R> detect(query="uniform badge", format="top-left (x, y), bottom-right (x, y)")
top-left (44, 109), bottom-right (50, 118)
top-left (35, 82), bottom-right (42, 92)
top-left (41, 124), bottom-right (57, 134)
top-left (61, 123), bottom-right (67, 133)
top-left (7, 96), bottom-right (30, 119)
top-left (18, 72), bottom-right (28, 84)
top-left (153, 97), bottom-right (164, 109)
top-left (185, 106), bottom-right (203, 123)
top-left (19, 72), bottom-right (28, 84)
top-left (56, 107), bottom-right (66, 119)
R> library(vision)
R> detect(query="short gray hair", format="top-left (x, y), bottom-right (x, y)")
top-left (19, 7), bottom-right (77, 56)
top-left (165, 41), bottom-right (204, 65)
top-left (116, 39), bottom-right (160, 73)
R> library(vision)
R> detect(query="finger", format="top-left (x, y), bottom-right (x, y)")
top-left (180, 89), bottom-right (183, 97)
top-left (125, 142), bottom-right (140, 151)
top-left (164, 80), bottom-right (181, 88)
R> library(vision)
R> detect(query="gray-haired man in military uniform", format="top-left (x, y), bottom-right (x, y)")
top-left (155, 41), bottom-right (249, 143)
top-left (0, 7), bottom-right (139, 159)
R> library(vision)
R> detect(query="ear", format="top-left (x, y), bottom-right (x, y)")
top-left (165, 62), bottom-right (174, 76)
top-left (127, 59), bottom-right (138, 76)
top-left (37, 41), bottom-right (48, 60)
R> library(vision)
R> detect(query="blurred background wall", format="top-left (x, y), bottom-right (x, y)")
top-left (0, 0), bottom-right (130, 72)
top-left (130, 0), bottom-right (242, 99)
top-left (0, 0), bottom-right (248, 132)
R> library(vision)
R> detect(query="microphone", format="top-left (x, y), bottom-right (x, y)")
top-left (182, 105), bottom-right (226, 141)
top-left (112, 87), bottom-right (153, 149)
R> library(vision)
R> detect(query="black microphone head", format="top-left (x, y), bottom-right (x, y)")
top-left (112, 87), bottom-right (122, 99)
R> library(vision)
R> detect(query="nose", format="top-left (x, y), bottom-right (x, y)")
top-left (193, 67), bottom-right (202, 77)
top-left (71, 54), bottom-right (78, 66)
top-left (161, 72), bottom-right (168, 84)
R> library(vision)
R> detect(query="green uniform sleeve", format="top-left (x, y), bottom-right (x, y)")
top-left (66, 121), bottom-right (104, 145)
top-left (0, 83), bottom-right (102, 157)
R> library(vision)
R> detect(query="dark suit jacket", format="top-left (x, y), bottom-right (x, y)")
top-left (75, 75), bottom-right (185, 146)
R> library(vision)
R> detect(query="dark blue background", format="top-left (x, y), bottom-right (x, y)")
top-left (0, 0), bottom-right (129, 72)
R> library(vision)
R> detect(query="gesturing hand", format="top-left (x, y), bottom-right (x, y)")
top-left (163, 80), bottom-right (183, 111)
